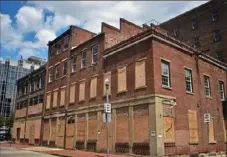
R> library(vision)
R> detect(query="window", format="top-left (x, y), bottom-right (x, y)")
top-left (62, 61), bottom-right (67, 76)
top-left (81, 51), bottom-right (87, 68)
top-left (192, 18), bottom-right (198, 30)
top-left (194, 36), bottom-right (200, 48)
top-left (90, 76), bottom-right (97, 98)
top-left (56, 44), bottom-right (60, 55)
top-left (173, 28), bottom-right (179, 37)
top-left (71, 56), bottom-right (76, 73)
top-left (161, 60), bottom-right (170, 87)
top-left (163, 117), bottom-right (175, 143)
top-left (219, 81), bottom-right (225, 101)
top-left (185, 69), bottom-right (193, 92)
top-left (214, 29), bottom-right (221, 42)
top-left (60, 88), bottom-right (66, 106)
top-left (79, 80), bottom-right (86, 101)
top-left (135, 59), bottom-right (146, 88)
top-left (46, 93), bottom-right (51, 109)
top-left (204, 75), bottom-right (211, 97)
top-left (55, 64), bottom-right (59, 80)
top-left (92, 45), bottom-right (98, 64)
top-left (69, 84), bottom-right (76, 103)
top-left (209, 118), bottom-right (215, 143)
top-left (216, 50), bottom-right (224, 62)
top-left (211, 10), bottom-right (218, 22)
top-left (48, 68), bottom-right (53, 83)
top-left (117, 66), bottom-right (127, 92)
top-left (188, 110), bottom-right (199, 143)
top-left (64, 36), bottom-right (69, 50)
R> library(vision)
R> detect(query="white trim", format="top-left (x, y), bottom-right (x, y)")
top-left (46, 91), bottom-right (52, 94)
top-left (55, 62), bottom-right (60, 66)
top-left (61, 58), bottom-right (68, 62)
top-left (48, 66), bottom-right (53, 69)
top-left (61, 85), bottom-right (66, 89)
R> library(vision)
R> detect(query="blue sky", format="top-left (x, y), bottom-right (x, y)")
top-left (0, 1), bottom-right (207, 61)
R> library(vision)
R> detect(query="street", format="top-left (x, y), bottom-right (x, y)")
top-left (0, 147), bottom-right (58, 157)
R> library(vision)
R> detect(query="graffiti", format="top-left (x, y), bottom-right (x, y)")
top-left (132, 143), bottom-right (150, 155)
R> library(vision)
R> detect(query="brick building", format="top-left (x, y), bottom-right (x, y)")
top-left (12, 65), bottom-right (46, 145)
top-left (160, 0), bottom-right (227, 62)
top-left (41, 18), bottom-right (227, 156)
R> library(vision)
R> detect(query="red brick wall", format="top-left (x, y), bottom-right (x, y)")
top-left (116, 107), bottom-right (129, 143)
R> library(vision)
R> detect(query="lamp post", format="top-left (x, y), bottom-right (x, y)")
top-left (105, 79), bottom-right (110, 157)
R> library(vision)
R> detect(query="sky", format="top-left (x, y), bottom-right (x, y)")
top-left (0, 1), bottom-right (208, 61)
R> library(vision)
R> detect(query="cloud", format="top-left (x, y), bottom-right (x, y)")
top-left (1, 1), bottom-right (207, 60)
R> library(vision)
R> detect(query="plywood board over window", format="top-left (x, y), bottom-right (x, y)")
top-left (79, 80), bottom-right (85, 101)
top-left (163, 116), bottom-right (175, 143)
top-left (60, 88), bottom-right (66, 106)
top-left (209, 118), bottom-right (215, 143)
top-left (117, 66), bottom-right (127, 92)
top-left (46, 93), bottom-right (51, 109)
top-left (103, 71), bottom-right (111, 96)
top-left (223, 120), bottom-right (226, 142)
top-left (135, 58), bottom-right (146, 89)
top-left (69, 84), bottom-right (76, 103)
top-left (53, 90), bottom-right (58, 108)
top-left (188, 110), bottom-right (198, 143)
top-left (90, 76), bottom-right (97, 98)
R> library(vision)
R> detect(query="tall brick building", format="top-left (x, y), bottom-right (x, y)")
top-left (13, 65), bottom-right (46, 145)
top-left (40, 18), bottom-right (227, 156)
top-left (160, 0), bottom-right (227, 62)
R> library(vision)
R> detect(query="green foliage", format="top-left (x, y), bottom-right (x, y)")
top-left (0, 115), bottom-right (14, 127)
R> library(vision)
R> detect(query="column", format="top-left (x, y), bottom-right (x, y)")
top-left (149, 97), bottom-right (164, 156)
top-left (73, 114), bottom-right (77, 150)
top-left (128, 106), bottom-right (134, 154)
top-left (48, 118), bottom-right (51, 145)
top-left (84, 113), bottom-right (88, 150)
top-left (112, 108), bottom-right (116, 153)
top-left (56, 117), bottom-right (59, 146)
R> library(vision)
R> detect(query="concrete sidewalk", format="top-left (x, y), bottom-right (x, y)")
top-left (0, 143), bottom-right (129, 157)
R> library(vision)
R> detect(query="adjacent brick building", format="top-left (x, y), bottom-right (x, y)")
top-left (41, 18), bottom-right (227, 156)
top-left (160, 0), bottom-right (227, 62)
top-left (12, 65), bottom-right (46, 145)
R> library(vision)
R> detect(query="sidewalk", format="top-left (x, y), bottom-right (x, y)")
top-left (0, 143), bottom-right (129, 157)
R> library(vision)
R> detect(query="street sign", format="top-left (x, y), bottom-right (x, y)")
top-left (104, 103), bottom-right (111, 113)
top-left (204, 113), bottom-right (211, 123)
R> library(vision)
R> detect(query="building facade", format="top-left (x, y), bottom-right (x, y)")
top-left (160, 0), bottom-right (227, 62)
top-left (0, 57), bottom-right (42, 118)
top-left (12, 65), bottom-right (46, 145)
top-left (40, 19), bottom-right (227, 156)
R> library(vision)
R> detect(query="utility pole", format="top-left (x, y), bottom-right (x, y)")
top-left (105, 79), bottom-right (111, 157)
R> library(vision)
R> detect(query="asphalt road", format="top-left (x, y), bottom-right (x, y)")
top-left (0, 147), bottom-right (58, 157)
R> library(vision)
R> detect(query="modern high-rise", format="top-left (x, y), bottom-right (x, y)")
top-left (0, 56), bottom-right (45, 118)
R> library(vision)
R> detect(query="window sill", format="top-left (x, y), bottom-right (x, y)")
top-left (71, 71), bottom-right (76, 75)
top-left (135, 85), bottom-right (147, 91)
top-left (69, 102), bottom-right (75, 106)
top-left (209, 141), bottom-right (217, 144)
top-left (78, 100), bottom-right (85, 103)
top-left (63, 48), bottom-right (68, 52)
top-left (90, 63), bottom-right (97, 67)
top-left (48, 81), bottom-right (52, 84)
top-left (162, 86), bottom-right (172, 90)
top-left (80, 67), bottom-right (86, 71)
top-left (189, 142), bottom-right (199, 145)
top-left (205, 96), bottom-right (213, 100)
top-left (61, 75), bottom-right (66, 79)
top-left (186, 91), bottom-right (194, 95)
top-left (55, 78), bottom-right (59, 81)
top-left (117, 90), bottom-right (127, 94)
top-left (89, 97), bottom-right (96, 101)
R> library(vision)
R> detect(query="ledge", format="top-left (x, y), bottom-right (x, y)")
top-left (135, 85), bottom-right (147, 91)
top-left (186, 91), bottom-right (194, 95)
top-left (205, 96), bottom-right (213, 100)
top-left (117, 90), bottom-right (127, 94)
top-left (189, 142), bottom-right (199, 145)
top-left (209, 141), bottom-right (217, 144)
top-left (162, 86), bottom-right (172, 90)
top-left (89, 97), bottom-right (96, 101)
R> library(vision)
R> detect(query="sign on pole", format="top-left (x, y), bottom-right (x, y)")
top-left (104, 103), bottom-right (111, 113)
top-left (204, 113), bottom-right (211, 123)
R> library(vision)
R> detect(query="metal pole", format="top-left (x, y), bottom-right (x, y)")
top-left (106, 84), bottom-right (109, 157)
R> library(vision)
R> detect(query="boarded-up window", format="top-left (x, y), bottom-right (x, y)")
top-left (163, 117), bottom-right (175, 143)
top-left (209, 118), bottom-right (215, 142)
top-left (53, 90), bottom-right (58, 108)
top-left (135, 59), bottom-right (146, 88)
top-left (103, 71), bottom-right (111, 95)
top-left (69, 84), bottom-right (76, 103)
top-left (60, 88), bottom-right (66, 106)
top-left (118, 66), bottom-right (127, 92)
top-left (223, 120), bottom-right (226, 142)
top-left (79, 80), bottom-right (85, 101)
top-left (46, 93), bottom-right (51, 109)
top-left (90, 76), bottom-right (97, 98)
top-left (188, 110), bottom-right (198, 143)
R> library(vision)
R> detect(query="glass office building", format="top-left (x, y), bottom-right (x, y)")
top-left (0, 56), bottom-right (44, 118)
